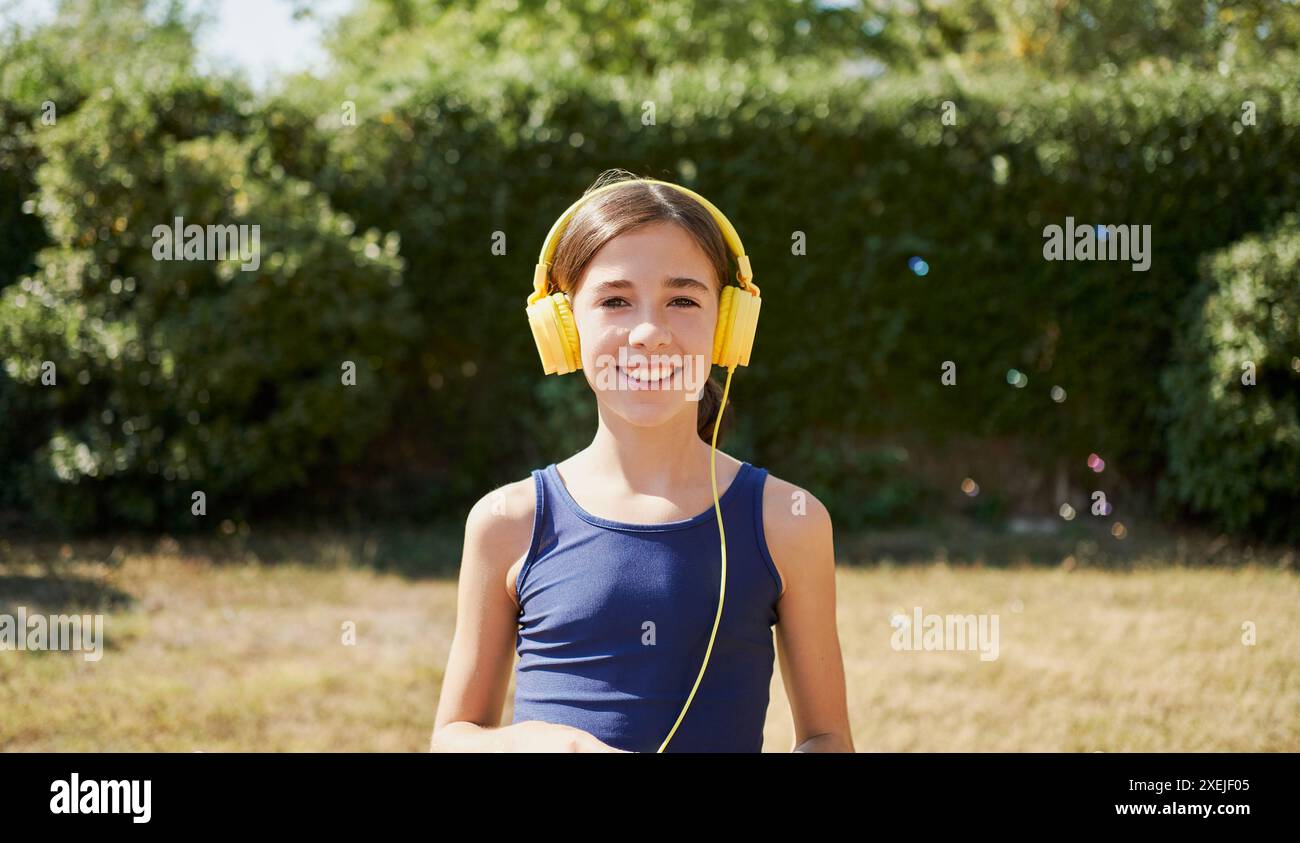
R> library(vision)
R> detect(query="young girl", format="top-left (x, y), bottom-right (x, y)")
top-left (430, 171), bottom-right (853, 752)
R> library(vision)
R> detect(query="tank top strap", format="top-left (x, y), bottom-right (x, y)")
top-left (532, 463), bottom-right (588, 534)
top-left (703, 460), bottom-right (762, 520)
top-left (739, 461), bottom-right (767, 505)
top-left (745, 463), bottom-right (784, 599)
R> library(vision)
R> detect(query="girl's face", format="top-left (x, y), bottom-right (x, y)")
top-left (569, 222), bottom-right (719, 429)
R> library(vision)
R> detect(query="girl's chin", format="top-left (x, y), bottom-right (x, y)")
top-left (602, 398), bottom-right (696, 427)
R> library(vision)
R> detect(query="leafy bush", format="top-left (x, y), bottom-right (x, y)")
top-left (0, 77), bottom-right (419, 531)
top-left (1159, 215), bottom-right (1300, 543)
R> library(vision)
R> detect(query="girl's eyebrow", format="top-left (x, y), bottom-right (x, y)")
top-left (591, 277), bottom-right (711, 295)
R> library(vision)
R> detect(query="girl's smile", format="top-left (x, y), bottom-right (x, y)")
top-left (586, 348), bottom-right (708, 399)
top-left (618, 360), bottom-right (680, 388)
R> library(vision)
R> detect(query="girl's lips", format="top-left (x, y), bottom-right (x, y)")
top-left (618, 364), bottom-right (679, 384)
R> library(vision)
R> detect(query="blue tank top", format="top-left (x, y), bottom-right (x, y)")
top-left (511, 460), bottom-right (784, 752)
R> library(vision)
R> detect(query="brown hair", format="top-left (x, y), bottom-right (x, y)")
top-left (546, 168), bottom-right (737, 444)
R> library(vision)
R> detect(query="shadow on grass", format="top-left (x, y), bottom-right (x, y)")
top-left (1, 514), bottom-right (1294, 582)
top-left (0, 520), bottom-right (467, 581)
top-left (839, 516), bottom-right (1298, 571)
top-left (0, 572), bottom-right (135, 613)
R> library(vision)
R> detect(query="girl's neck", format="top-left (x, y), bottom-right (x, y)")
top-left (572, 403), bottom-right (732, 497)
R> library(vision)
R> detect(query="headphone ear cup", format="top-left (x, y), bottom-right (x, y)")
top-left (713, 286), bottom-right (761, 368)
top-left (734, 289), bottom-right (760, 366)
top-left (551, 292), bottom-right (582, 373)
top-left (526, 292), bottom-right (582, 375)
top-left (712, 286), bottom-right (737, 366)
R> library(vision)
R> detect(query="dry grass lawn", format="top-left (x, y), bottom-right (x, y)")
top-left (1, 526), bottom-right (1296, 751)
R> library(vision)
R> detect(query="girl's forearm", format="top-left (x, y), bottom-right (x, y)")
top-left (792, 732), bottom-right (854, 753)
top-left (429, 720), bottom-right (528, 752)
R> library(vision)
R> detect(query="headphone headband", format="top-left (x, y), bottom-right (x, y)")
top-left (529, 178), bottom-right (757, 306)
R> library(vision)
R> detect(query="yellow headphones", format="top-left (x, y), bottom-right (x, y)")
top-left (526, 177), bottom-right (761, 752)
top-left (526, 178), bottom-right (761, 375)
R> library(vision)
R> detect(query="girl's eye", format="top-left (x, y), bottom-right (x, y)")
top-left (597, 297), bottom-right (700, 309)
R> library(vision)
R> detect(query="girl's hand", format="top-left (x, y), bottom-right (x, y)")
top-left (511, 720), bottom-right (633, 752)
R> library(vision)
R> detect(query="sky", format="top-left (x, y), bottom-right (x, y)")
top-left (191, 0), bottom-right (352, 90)
top-left (0, 0), bottom-right (354, 91)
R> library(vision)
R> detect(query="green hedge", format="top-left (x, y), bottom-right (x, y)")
top-left (1159, 215), bottom-right (1300, 543)
top-left (3, 50), bottom-right (1299, 535)
top-left (283, 57), bottom-right (1300, 524)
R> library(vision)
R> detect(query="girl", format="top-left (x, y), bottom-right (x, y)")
top-left (430, 170), bottom-right (853, 752)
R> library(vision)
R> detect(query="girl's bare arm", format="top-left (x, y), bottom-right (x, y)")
top-left (763, 476), bottom-right (855, 753)
top-left (430, 480), bottom-right (537, 751)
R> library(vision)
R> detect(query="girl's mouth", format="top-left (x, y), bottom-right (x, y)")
top-left (618, 364), bottom-right (679, 386)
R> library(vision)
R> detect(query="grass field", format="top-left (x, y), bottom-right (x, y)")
top-left (1, 523), bottom-right (1296, 752)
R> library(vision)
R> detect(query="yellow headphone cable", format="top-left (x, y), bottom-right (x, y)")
top-left (655, 363), bottom-right (734, 753)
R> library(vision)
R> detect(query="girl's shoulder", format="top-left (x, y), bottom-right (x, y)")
top-left (757, 469), bottom-right (831, 524)
top-left (462, 474), bottom-right (539, 568)
top-left (758, 470), bottom-right (834, 600)
top-left (467, 472), bottom-right (538, 530)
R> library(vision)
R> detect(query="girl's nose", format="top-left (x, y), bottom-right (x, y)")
top-left (627, 317), bottom-right (671, 351)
